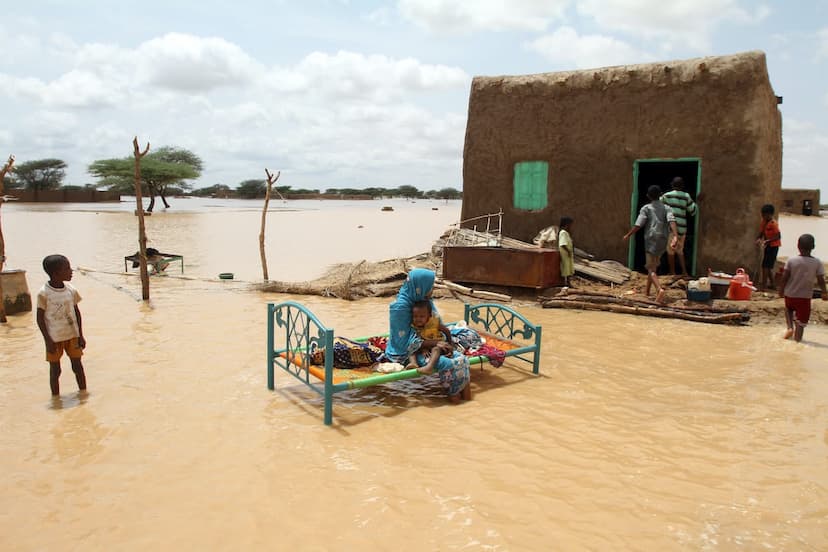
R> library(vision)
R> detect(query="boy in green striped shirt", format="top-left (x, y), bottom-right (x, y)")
top-left (660, 177), bottom-right (697, 276)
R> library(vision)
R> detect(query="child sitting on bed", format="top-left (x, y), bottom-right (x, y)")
top-left (408, 300), bottom-right (454, 375)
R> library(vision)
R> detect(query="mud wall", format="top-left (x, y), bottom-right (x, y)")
top-left (780, 189), bottom-right (821, 215)
top-left (461, 51), bottom-right (782, 274)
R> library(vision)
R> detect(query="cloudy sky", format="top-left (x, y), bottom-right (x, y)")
top-left (2, 1), bottom-right (827, 194)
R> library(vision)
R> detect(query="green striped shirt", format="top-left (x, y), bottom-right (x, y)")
top-left (660, 190), bottom-right (696, 235)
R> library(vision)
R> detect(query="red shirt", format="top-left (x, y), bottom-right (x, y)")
top-left (761, 218), bottom-right (781, 247)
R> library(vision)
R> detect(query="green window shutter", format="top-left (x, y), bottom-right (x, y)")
top-left (513, 161), bottom-right (548, 210)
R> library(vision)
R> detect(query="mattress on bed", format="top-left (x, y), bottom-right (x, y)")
top-left (279, 330), bottom-right (523, 384)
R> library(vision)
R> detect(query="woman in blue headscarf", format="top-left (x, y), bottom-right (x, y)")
top-left (387, 268), bottom-right (471, 401)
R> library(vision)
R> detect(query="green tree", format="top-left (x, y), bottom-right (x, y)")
top-left (88, 146), bottom-right (202, 211)
top-left (193, 184), bottom-right (231, 198)
top-left (236, 179), bottom-right (266, 199)
top-left (10, 159), bottom-right (67, 191)
top-left (436, 187), bottom-right (462, 200)
top-left (395, 185), bottom-right (422, 199)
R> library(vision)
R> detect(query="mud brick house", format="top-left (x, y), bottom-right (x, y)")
top-left (460, 51), bottom-right (782, 274)
top-left (780, 189), bottom-right (821, 216)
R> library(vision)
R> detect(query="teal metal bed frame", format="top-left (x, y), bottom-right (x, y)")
top-left (267, 301), bottom-right (542, 425)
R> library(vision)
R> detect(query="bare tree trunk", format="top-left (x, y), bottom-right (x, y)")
top-left (259, 169), bottom-right (280, 281)
top-left (0, 154), bottom-right (16, 323)
top-left (133, 138), bottom-right (151, 300)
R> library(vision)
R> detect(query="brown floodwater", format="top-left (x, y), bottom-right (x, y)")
top-left (1, 201), bottom-right (827, 550)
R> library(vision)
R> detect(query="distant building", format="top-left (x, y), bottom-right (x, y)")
top-left (780, 189), bottom-right (821, 216)
top-left (461, 50), bottom-right (782, 274)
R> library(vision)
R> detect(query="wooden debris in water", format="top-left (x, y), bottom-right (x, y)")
top-left (257, 253), bottom-right (437, 300)
top-left (540, 291), bottom-right (750, 324)
top-left (472, 290), bottom-right (512, 302)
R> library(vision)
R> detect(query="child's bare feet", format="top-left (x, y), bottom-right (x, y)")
top-left (656, 289), bottom-right (666, 304)
top-left (783, 329), bottom-right (794, 340)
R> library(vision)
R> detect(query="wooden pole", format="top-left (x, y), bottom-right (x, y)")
top-left (259, 169), bottom-right (279, 281)
top-left (133, 137), bottom-right (151, 300)
top-left (0, 154), bottom-right (16, 323)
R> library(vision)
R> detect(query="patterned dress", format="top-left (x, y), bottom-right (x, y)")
top-left (386, 268), bottom-right (470, 396)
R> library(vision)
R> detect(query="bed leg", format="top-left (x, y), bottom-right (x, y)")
top-left (324, 391), bottom-right (333, 425)
top-left (532, 325), bottom-right (542, 375)
top-left (267, 303), bottom-right (275, 390)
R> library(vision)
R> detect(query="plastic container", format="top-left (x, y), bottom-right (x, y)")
top-left (727, 268), bottom-right (754, 301)
top-left (697, 277), bottom-right (711, 292)
top-left (711, 284), bottom-right (729, 299)
top-left (686, 289), bottom-right (712, 302)
top-left (707, 270), bottom-right (733, 286)
top-left (218, 272), bottom-right (234, 280)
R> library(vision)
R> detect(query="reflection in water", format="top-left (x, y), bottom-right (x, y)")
top-left (50, 400), bottom-right (108, 464)
top-left (1, 203), bottom-right (827, 549)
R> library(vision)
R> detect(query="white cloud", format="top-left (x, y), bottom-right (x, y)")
top-left (526, 27), bottom-right (653, 69)
top-left (781, 118), bottom-right (828, 191)
top-left (398, 0), bottom-right (570, 33)
top-left (577, 0), bottom-right (769, 51)
top-left (0, 30), bottom-right (471, 189)
top-left (364, 7), bottom-right (394, 26)
top-left (269, 51), bottom-right (470, 102)
top-left (135, 33), bottom-right (263, 92)
top-left (0, 70), bottom-right (123, 109)
top-left (818, 28), bottom-right (828, 59)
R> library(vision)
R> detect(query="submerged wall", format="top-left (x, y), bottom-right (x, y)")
top-left (462, 50), bottom-right (782, 273)
top-left (1, 270), bottom-right (32, 315)
top-left (8, 189), bottom-right (121, 202)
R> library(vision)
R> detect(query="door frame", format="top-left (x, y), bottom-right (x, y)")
top-left (628, 157), bottom-right (702, 275)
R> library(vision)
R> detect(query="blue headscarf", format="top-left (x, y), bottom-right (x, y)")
top-left (386, 268), bottom-right (436, 362)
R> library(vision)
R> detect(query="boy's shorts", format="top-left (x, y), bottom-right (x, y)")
top-left (784, 297), bottom-right (811, 325)
top-left (666, 233), bottom-right (686, 254)
top-left (645, 252), bottom-right (663, 272)
top-left (762, 246), bottom-right (779, 268)
top-left (46, 338), bottom-right (83, 362)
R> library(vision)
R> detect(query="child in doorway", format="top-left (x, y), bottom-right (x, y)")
top-left (755, 204), bottom-right (781, 290)
top-left (623, 185), bottom-right (678, 303)
top-left (409, 300), bottom-right (471, 401)
top-left (778, 234), bottom-right (827, 342)
top-left (36, 255), bottom-right (87, 396)
top-left (558, 217), bottom-right (575, 286)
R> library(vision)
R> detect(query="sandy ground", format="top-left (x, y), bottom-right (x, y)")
top-left (444, 271), bottom-right (828, 326)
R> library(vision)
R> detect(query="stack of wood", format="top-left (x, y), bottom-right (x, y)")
top-left (540, 290), bottom-right (750, 324)
top-left (437, 279), bottom-right (512, 302)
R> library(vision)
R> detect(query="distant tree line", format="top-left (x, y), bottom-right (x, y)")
top-left (4, 154), bottom-right (462, 204)
top-left (192, 182), bottom-right (463, 200)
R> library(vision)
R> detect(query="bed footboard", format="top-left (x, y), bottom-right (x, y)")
top-left (267, 301), bottom-right (336, 424)
top-left (464, 303), bottom-right (543, 374)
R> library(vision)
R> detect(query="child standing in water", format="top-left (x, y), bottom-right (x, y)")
top-left (778, 234), bottom-right (827, 342)
top-left (558, 217), bottom-right (575, 286)
top-left (36, 255), bottom-right (87, 396)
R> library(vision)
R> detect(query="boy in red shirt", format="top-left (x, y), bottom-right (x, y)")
top-left (755, 204), bottom-right (781, 290)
